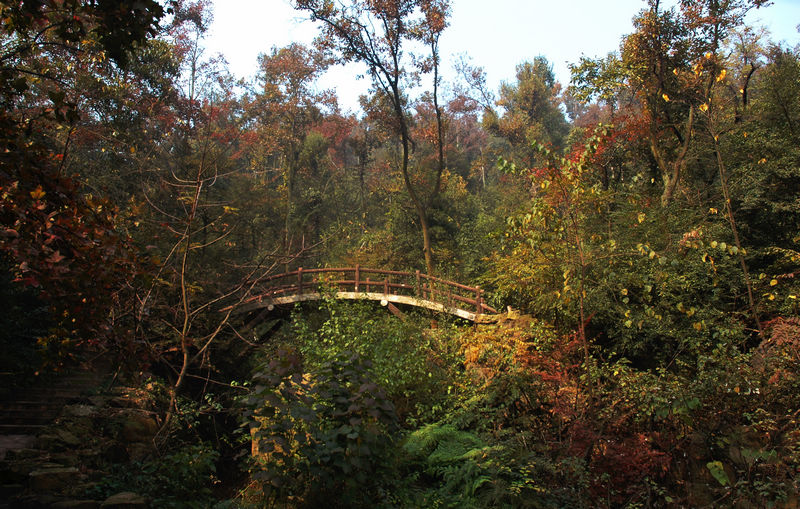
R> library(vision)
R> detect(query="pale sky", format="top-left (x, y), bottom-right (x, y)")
top-left (205, 0), bottom-right (800, 113)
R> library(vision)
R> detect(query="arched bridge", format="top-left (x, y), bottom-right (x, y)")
top-left (237, 266), bottom-right (498, 321)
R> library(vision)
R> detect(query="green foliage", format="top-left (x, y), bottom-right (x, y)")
top-left (85, 444), bottom-right (219, 508)
top-left (403, 423), bottom-right (486, 466)
top-left (485, 57), bottom-right (570, 166)
top-left (401, 424), bottom-right (494, 508)
top-left (290, 296), bottom-right (465, 421)
top-left (243, 348), bottom-right (398, 508)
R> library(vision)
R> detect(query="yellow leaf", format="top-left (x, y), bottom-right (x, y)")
top-left (621, 288), bottom-right (628, 296)
top-left (758, 158), bottom-right (767, 164)
top-left (709, 207), bottom-right (718, 214)
top-left (716, 69), bottom-right (727, 82)
top-left (637, 212), bottom-right (646, 223)
top-left (693, 322), bottom-right (703, 331)
top-left (705, 52), bottom-right (713, 59)
top-left (770, 279), bottom-right (778, 286)
top-left (662, 93), bottom-right (670, 102)
top-left (30, 186), bottom-right (46, 200)
top-left (699, 103), bottom-right (709, 112)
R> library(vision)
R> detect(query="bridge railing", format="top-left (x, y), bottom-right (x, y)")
top-left (254, 265), bottom-right (497, 316)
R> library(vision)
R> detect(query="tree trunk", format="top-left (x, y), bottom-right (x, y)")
top-left (419, 209), bottom-right (434, 275)
top-left (654, 106), bottom-right (694, 206)
top-left (712, 132), bottom-right (762, 334)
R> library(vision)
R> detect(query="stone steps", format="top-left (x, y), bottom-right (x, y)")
top-left (0, 424), bottom-right (48, 435)
top-left (0, 354), bottom-right (116, 507)
top-left (0, 358), bottom-right (111, 460)
top-left (0, 353), bottom-right (157, 508)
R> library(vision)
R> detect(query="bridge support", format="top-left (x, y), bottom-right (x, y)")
top-left (381, 300), bottom-right (406, 319)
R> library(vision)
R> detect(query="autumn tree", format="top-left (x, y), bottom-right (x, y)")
top-left (572, 0), bottom-right (768, 206)
top-left (484, 57), bottom-right (570, 166)
top-left (246, 43), bottom-right (334, 267)
top-left (294, 0), bottom-right (450, 275)
top-left (0, 0), bottom-right (167, 361)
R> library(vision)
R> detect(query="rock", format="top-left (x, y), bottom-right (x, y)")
top-left (52, 500), bottom-right (102, 509)
top-left (35, 434), bottom-right (61, 450)
top-left (64, 404), bottom-right (99, 418)
top-left (102, 443), bottom-right (129, 463)
top-left (120, 413), bottom-right (157, 443)
top-left (4, 447), bottom-right (43, 461)
top-left (56, 429), bottom-right (83, 447)
top-left (100, 492), bottom-right (148, 508)
top-left (88, 396), bottom-right (108, 408)
top-left (59, 416), bottom-right (95, 438)
top-left (109, 388), bottom-right (154, 410)
top-left (77, 447), bottom-right (103, 463)
top-left (28, 466), bottom-right (81, 492)
top-left (126, 443), bottom-right (152, 462)
top-left (50, 451), bottom-right (82, 467)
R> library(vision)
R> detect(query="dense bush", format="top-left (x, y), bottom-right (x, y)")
top-left (243, 349), bottom-right (399, 508)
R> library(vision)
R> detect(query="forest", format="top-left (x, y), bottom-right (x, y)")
top-left (0, 0), bottom-right (799, 507)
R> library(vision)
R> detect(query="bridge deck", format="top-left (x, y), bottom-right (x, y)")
top-left (238, 266), bottom-right (497, 321)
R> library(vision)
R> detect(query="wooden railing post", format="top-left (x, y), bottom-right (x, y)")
top-left (247, 267), bottom-right (498, 319)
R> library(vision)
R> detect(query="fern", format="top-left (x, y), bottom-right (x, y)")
top-left (402, 424), bottom-right (496, 507)
top-left (403, 424), bottom-right (485, 466)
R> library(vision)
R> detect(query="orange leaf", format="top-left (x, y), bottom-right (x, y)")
top-left (47, 250), bottom-right (66, 264)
